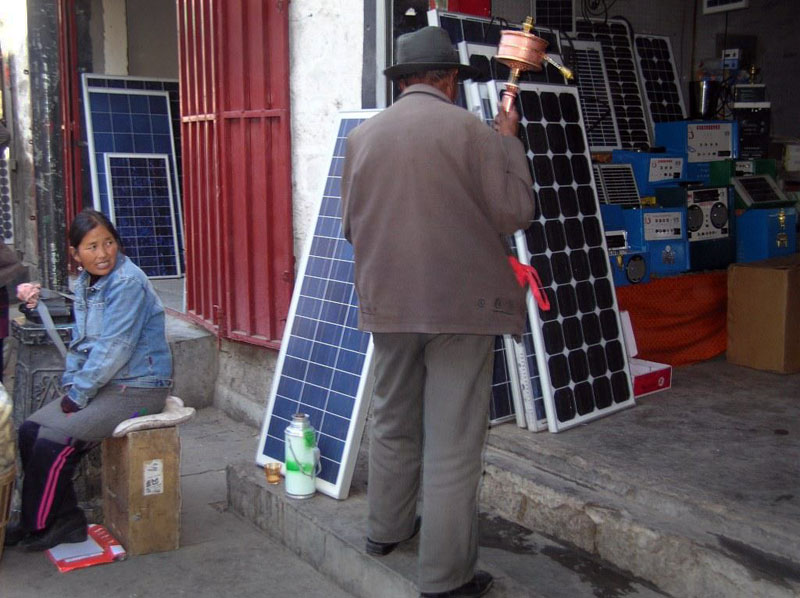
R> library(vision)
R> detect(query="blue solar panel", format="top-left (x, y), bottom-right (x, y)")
top-left (82, 75), bottom-right (183, 278)
top-left (256, 111), bottom-right (380, 500)
top-left (105, 154), bottom-right (181, 278)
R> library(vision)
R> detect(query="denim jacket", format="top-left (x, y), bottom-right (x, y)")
top-left (62, 254), bottom-right (173, 407)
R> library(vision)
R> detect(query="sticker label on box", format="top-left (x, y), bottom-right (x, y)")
top-left (143, 459), bottom-right (164, 496)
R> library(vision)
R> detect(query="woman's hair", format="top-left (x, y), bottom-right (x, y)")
top-left (68, 209), bottom-right (124, 251)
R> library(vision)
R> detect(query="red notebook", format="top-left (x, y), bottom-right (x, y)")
top-left (45, 524), bottom-right (127, 573)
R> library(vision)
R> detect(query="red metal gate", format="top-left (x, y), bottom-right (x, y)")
top-left (177, 0), bottom-right (294, 348)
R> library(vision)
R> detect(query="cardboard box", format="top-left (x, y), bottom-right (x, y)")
top-left (727, 253), bottom-right (800, 373)
top-left (102, 427), bottom-right (181, 556)
top-left (620, 311), bottom-right (673, 398)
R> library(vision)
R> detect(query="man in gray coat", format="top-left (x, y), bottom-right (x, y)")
top-left (342, 26), bottom-right (534, 598)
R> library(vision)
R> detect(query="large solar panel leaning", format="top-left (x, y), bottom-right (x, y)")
top-left (486, 81), bottom-right (635, 432)
top-left (565, 39), bottom-right (621, 151)
top-left (256, 111), bottom-right (380, 500)
top-left (633, 34), bottom-right (687, 131)
top-left (574, 18), bottom-right (652, 150)
top-left (592, 163), bottom-right (642, 208)
top-left (465, 80), bottom-right (551, 431)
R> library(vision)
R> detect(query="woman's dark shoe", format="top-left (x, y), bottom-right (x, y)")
top-left (366, 515), bottom-right (422, 556)
top-left (20, 510), bottom-right (88, 552)
top-left (420, 570), bottom-right (494, 598)
top-left (3, 522), bottom-right (29, 546)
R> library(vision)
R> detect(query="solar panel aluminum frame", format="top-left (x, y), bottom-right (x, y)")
top-left (487, 81), bottom-right (636, 433)
top-left (82, 77), bottom-right (183, 231)
top-left (633, 34), bottom-right (687, 133)
top-left (255, 110), bottom-right (380, 500)
top-left (490, 335), bottom-right (528, 428)
top-left (103, 152), bottom-right (182, 278)
top-left (567, 39), bottom-right (621, 152)
top-left (510, 329), bottom-right (550, 431)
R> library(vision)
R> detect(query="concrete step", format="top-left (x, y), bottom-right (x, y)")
top-left (226, 357), bottom-right (800, 598)
top-left (227, 460), bottom-right (667, 598)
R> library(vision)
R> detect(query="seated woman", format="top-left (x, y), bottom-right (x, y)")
top-left (6, 209), bottom-right (172, 551)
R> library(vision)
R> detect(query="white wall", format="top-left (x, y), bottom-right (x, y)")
top-left (289, 0), bottom-right (364, 261)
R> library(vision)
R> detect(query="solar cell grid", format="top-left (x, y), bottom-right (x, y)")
top-left (490, 336), bottom-right (522, 426)
top-left (575, 18), bottom-right (651, 150)
top-left (256, 112), bottom-right (379, 500)
top-left (634, 34), bottom-right (687, 131)
top-left (486, 81), bottom-right (635, 432)
top-left (0, 149), bottom-right (13, 243)
top-left (567, 40), bottom-right (621, 151)
top-left (105, 154), bottom-right (180, 278)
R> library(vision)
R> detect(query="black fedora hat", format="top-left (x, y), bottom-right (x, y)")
top-left (384, 26), bottom-right (482, 81)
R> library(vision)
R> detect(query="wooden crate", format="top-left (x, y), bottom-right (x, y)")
top-left (102, 427), bottom-right (181, 555)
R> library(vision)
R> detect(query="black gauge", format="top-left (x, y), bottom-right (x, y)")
top-left (687, 204), bottom-right (704, 232)
top-left (710, 202), bottom-right (728, 228)
top-left (625, 254), bottom-right (647, 283)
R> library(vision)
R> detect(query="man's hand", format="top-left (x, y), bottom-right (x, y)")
top-left (16, 282), bottom-right (42, 309)
top-left (494, 103), bottom-right (520, 138)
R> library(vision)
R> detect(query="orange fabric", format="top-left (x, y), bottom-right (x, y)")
top-left (615, 271), bottom-right (727, 367)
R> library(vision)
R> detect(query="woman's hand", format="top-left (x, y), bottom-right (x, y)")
top-left (17, 282), bottom-right (42, 309)
top-left (60, 395), bottom-right (82, 414)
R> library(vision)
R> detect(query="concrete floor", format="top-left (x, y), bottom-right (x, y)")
top-left (0, 409), bottom-right (355, 598)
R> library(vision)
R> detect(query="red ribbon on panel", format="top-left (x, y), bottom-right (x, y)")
top-left (508, 256), bottom-right (550, 311)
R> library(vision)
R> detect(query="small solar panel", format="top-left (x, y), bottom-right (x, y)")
top-left (567, 40), bottom-right (621, 151)
top-left (634, 34), bottom-right (687, 131)
top-left (575, 18), bottom-right (652, 150)
top-left (486, 80), bottom-right (635, 432)
top-left (104, 154), bottom-right (181, 278)
top-left (593, 164), bottom-right (641, 208)
top-left (256, 111), bottom-right (380, 500)
top-left (0, 148), bottom-right (14, 243)
top-left (732, 174), bottom-right (793, 208)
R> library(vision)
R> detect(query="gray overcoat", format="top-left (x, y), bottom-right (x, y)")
top-left (342, 84), bottom-right (535, 336)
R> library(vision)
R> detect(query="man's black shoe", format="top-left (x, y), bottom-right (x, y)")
top-left (3, 522), bottom-right (29, 547)
top-left (21, 510), bottom-right (88, 552)
top-left (420, 570), bottom-right (494, 598)
top-left (365, 515), bottom-right (422, 556)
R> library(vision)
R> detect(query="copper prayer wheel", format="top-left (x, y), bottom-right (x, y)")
top-left (496, 17), bottom-right (574, 112)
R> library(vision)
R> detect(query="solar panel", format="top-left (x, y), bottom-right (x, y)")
top-left (510, 323), bottom-right (549, 431)
top-left (434, 9), bottom-right (569, 85)
top-left (566, 39), bottom-right (621, 151)
top-left (534, 0), bottom-right (575, 34)
top-left (0, 148), bottom-right (14, 244)
top-left (732, 174), bottom-right (793, 208)
top-left (593, 164), bottom-right (641, 208)
top-left (255, 111), bottom-right (380, 500)
top-left (633, 34), bottom-right (687, 131)
top-left (486, 80), bottom-right (635, 432)
top-left (104, 154), bottom-right (181, 278)
top-left (82, 74), bottom-right (184, 277)
top-left (490, 335), bottom-right (525, 427)
top-left (574, 18), bottom-right (652, 150)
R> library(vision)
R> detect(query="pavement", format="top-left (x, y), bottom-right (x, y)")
top-left (0, 408), bottom-right (354, 598)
